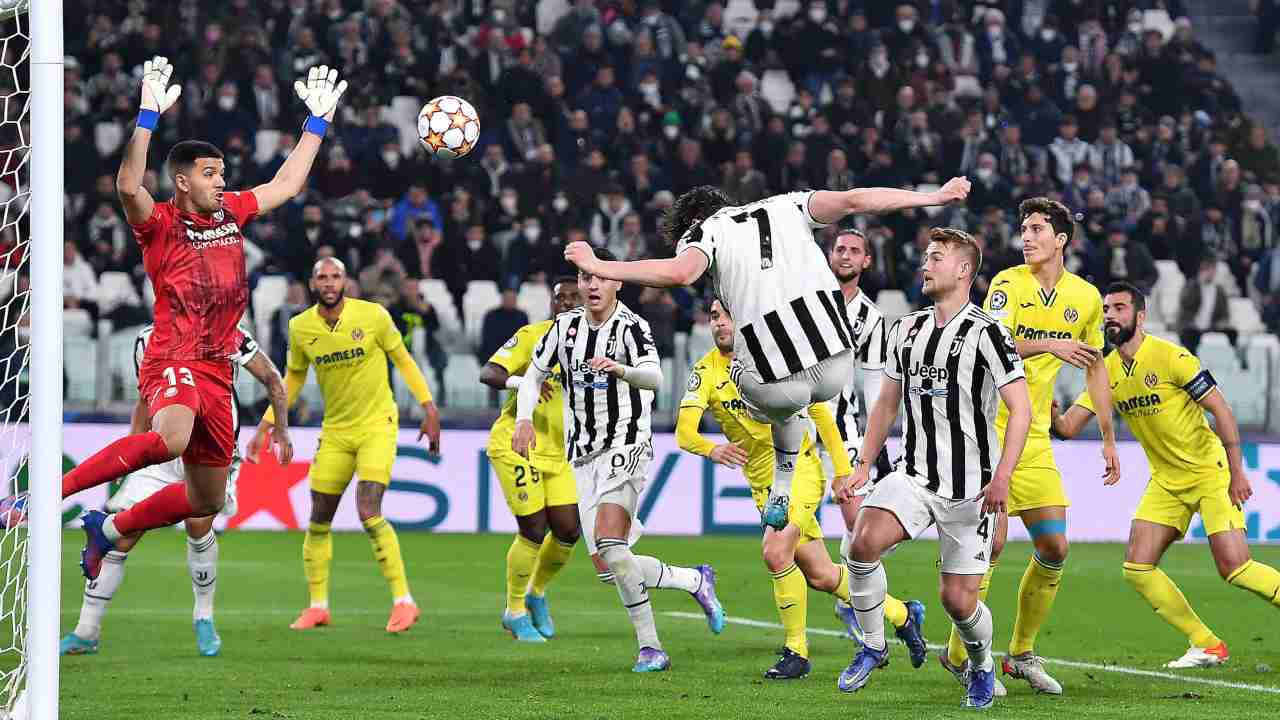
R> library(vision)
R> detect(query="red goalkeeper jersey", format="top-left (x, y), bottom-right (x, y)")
top-left (130, 191), bottom-right (259, 363)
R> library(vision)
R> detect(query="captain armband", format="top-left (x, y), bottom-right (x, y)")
top-left (1182, 370), bottom-right (1217, 402)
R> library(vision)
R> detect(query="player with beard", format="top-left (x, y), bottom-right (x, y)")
top-left (248, 258), bottom-right (442, 633)
top-left (1052, 282), bottom-right (1280, 668)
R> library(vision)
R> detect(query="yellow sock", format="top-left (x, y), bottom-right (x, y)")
top-left (772, 563), bottom-right (809, 658)
top-left (884, 593), bottom-right (909, 629)
top-left (529, 535), bottom-right (575, 597)
top-left (302, 521), bottom-right (332, 608)
top-left (505, 535), bottom-right (542, 614)
top-left (831, 563), bottom-right (850, 603)
top-left (1227, 559), bottom-right (1280, 606)
top-left (362, 516), bottom-right (411, 603)
top-left (948, 562), bottom-right (996, 666)
top-left (1010, 554), bottom-right (1063, 656)
top-left (1123, 562), bottom-right (1220, 648)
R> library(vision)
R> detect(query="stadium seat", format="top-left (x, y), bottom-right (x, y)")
top-left (1228, 298), bottom-right (1266, 335)
top-left (96, 271), bottom-right (140, 314)
top-left (687, 323), bottom-right (715, 364)
top-left (876, 290), bottom-right (912, 325)
top-left (254, 129), bottom-right (281, 165)
top-left (1054, 365), bottom-right (1086, 409)
top-left (94, 121), bottom-right (125, 158)
top-left (658, 357), bottom-right (676, 410)
top-left (723, 0), bottom-right (758, 37)
top-left (1197, 332), bottom-right (1241, 374)
top-left (109, 326), bottom-right (145, 401)
top-left (389, 96), bottom-right (423, 156)
top-left (63, 335), bottom-right (96, 404)
top-left (1215, 260), bottom-right (1241, 297)
top-left (63, 308), bottom-right (93, 338)
top-left (518, 282), bottom-right (551, 322)
top-left (760, 69), bottom-right (795, 115)
top-left (462, 280), bottom-right (502, 347)
top-left (443, 354), bottom-right (484, 408)
top-left (252, 275), bottom-right (289, 350)
top-left (1153, 260), bottom-right (1184, 327)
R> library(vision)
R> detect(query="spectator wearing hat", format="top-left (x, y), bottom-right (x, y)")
top-left (711, 35), bottom-right (746, 105)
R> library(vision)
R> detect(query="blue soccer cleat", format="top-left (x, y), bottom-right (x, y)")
top-left (894, 600), bottom-right (928, 669)
top-left (762, 494), bottom-right (790, 531)
top-left (525, 593), bottom-right (555, 639)
top-left (632, 646), bottom-right (671, 673)
top-left (966, 664), bottom-right (996, 709)
top-left (78, 510), bottom-right (116, 581)
top-left (691, 564), bottom-right (726, 634)
top-left (194, 618), bottom-right (222, 657)
top-left (835, 599), bottom-right (864, 644)
top-left (502, 612), bottom-right (547, 643)
top-left (59, 632), bottom-right (98, 656)
top-left (838, 643), bottom-right (889, 693)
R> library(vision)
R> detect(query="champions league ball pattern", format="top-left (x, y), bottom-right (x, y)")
top-left (417, 95), bottom-right (480, 160)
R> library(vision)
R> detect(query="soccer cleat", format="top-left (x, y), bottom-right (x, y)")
top-left (78, 510), bottom-right (116, 581)
top-left (632, 646), bottom-right (671, 673)
top-left (835, 599), bottom-right (864, 643)
top-left (691, 564), bottom-right (726, 634)
top-left (938, 651), bottom-right (1007, 697)
top-left (1002, 653), bottom-right (1063, 695)
top-left (501, 612), bottom-right (546, 643)
top-left (762, 494), bottom-right (790, 531)
top-left (894, 600), bottom-right (928, 668)
top-left (386, 601), bottom-right (420, 633)
top-left (525, 593), bottom-right (555, 639)
top-left (59, 632), bottom-right (98, 656)
top-left (0, 494), bottom-right (27, 529)
top-left (194, 618), bottom-right (221, 657)
top-left (764, 647), bottom-right (811, 680)
top-left (289, 607), bottom-right (331, 630)
top-left (1165, 642), bottom-right (1229, 668)
top-left (837, 643), bottom-right (889, 693)
top-left (966, 664), bottom-right (997, 709)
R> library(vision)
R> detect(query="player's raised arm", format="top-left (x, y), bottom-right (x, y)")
top-left (251, 65), bottom-right (349, 214)
top-left (806, 177), bottom-right (971, 225)
top-left (565, 241), bottom-right (708, 287)
top-left (117, 56), bottom-right (182, 224)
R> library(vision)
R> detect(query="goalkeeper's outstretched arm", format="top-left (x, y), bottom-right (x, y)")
top-left (251, 65), bottom-right (349, 214)
top-left (118, 56), bottom-right (182, 224)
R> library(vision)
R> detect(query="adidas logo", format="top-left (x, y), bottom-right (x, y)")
top-left (974, 551), bottom-right (986, 561)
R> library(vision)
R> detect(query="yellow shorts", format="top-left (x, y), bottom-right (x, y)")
top-left (310, 426), bottom-right (398, 495)
top-left (1135, 473), bottom-right (1244, 538)
top-left (751, 447), bottom-right (826, 545)
top-left (488, 450), bottom-right (578, 517)
top-left (1008, 444), bottom-right (1069, 516)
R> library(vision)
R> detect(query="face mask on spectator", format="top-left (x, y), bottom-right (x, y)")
top-left (217, 96), bottom-right (235, 111)
top-left (1041, 29), bottom-right (1056, 41)
top-left (915, 51), bottom-right (929, 68)
top-left (663, 125), bottom-right (679, 140)
top-left (899, 20), bottom-right (915, 33)
top-left (383, 150), bottom-right (399, 166)
top-left (500, 196), bottom-right (518, 214)
top-left (467, 238), bottom-right (483, 251)
top-left (640, 82), bottom-right (660, 104)
top-left (553, 195), bottom-right (570, 213)
top-left (760, 21), bottom-right (773, 34)
top-left (1128, 21), bottom-right (1142, 34)
top-left (976, 167), bottom-right (994, 181)
top-left (1246, 199), bottom-right (1263, 212)
top-left (986, 24), bottom-right (1002, 39)
top-left (1063, 61), bottom-right (1078, 72)
top-left (809, 8), bottom-right (826, 23)
top-left (523, 224), bottom-right (541, 241)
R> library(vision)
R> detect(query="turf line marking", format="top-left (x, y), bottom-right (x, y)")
top-left (664, 612), bottom-right (1280, 695)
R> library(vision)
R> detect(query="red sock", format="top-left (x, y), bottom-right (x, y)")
top-left (111, 482), bottom-right (195, 536)
top-left (62, 431), bottom-right (172, 498)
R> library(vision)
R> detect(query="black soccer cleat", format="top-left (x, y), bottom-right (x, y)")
top-left (764, 647), bottom-right (811, 680)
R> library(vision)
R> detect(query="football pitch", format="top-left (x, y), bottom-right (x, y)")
top-left (57, 531), bottom-right (1280, 719)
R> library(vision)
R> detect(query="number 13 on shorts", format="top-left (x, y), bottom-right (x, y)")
top-left (163, 366), bottom-right (195, 388)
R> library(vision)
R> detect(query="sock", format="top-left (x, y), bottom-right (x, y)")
top-left (62, 431), bottom-right (171, 498)
top-left (363, 516), bottom-right (411, 603)
top-left (1123, 561), bottom-right (1220, 648)
top-left (599, 538), bottom-right (660, 650)
top-left (187, 531), bottom-right (218, 621)
top-left (529, 536), bottom-right (575, 597)
top-left (597, 569), bottom-right (616, 585)
top-left (770, 414), bottom-right (806, 498)
top-left (772, 563), bottom-right (809, 657)
top-left (1227, 559), bottom-right (1280, 606)
top-left (505, 534), bottom-right (541, 615)
top-left (847, 558), bottom-right (888, 651)
top-left (949, 562), bottom-right (997, 665)
top-left (840, 530), bottom-right (853, 564)
top-left (110, 482), bottom-right (195, 537)
top-left (831, 563), bottom-right (850, 603)
top-left (954, 602), bottom-right (995, 672)
top-left (303, 521), bottom-right (332, 609)
top-left (635, 555), bottom-right (702, 593)
top-left (1010, 553), bottom-right (1064, 656)
top-left (884, 593), bottom-right (909, 629)
top-left (73, 550), bottom-right (127, 641)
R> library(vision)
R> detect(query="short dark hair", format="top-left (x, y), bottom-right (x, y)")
top-left (593, 247), bottom-right (618, 263)
top-left (166, 140), bottom-right (224, 178)
top-left (1104, 281), bottom-right (1146, 312)
top-left (550, 274), bottom-right (578, 289)
top-left (661, 185), bottom-right (732, 248)
top-left (928, 227), bottom-right (982, 277)
top-left (1019, 196), bottom-right (1075, 243)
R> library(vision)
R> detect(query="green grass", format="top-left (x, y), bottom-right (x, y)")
top-left (55, 531), bottom-right (1280, 719)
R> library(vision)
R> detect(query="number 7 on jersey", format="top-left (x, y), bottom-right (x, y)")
top-left (732, 208), bottom-right (774, 269)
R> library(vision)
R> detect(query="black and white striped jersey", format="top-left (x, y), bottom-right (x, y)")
top-left (676, 191), bottom-right (852, 383)
top-left (134, 323), bottom-right (261, 435)
top-left (530, 302), bottom-right (659, 462)
top-left (830, 289), bottom-right (887, 443)
top-left (885, 304), bottom-right (1024, 500)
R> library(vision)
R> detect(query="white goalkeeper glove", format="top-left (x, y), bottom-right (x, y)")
top-left (139, 56), bottom-right (182, 114)
top-left (294, 65), bottom-right (348, 121)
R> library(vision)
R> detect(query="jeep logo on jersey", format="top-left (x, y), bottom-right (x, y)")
top-left (907, 363), bottom-right (949, 382)
top-left (989, 290), bottom-right (1008, 311)
top-left (1145, 371), bottom-right (1159, 389)
top-left (1064, 306), bottom-right (1079, 323)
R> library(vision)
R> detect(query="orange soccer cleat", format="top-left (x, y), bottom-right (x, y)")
top-left (386, 601), bottom-right (421, 633)
top-left (289, 607), bottom-right (331, 630)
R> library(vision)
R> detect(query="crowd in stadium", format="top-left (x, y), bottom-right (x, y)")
top-left (51, 0), bottom-right (1280, 406)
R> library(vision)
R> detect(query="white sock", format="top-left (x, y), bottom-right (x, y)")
top-left (840, 530), bottom-right (853, 564)
top-left (597, 570), bottom-right (616, 585)
top-left (635, 555), bottom-right (702, 593)
top-left (102, 516), bottom-right (122, 543)
top-left (187, 531), bottom-right (218, 621)
top-left (394, 593), bottom-right (414, 605)
top-left (954, 601), bottom-right (995, 672)
top-left (598, 538), bottom-right (661, 650)
top-left (75, 550), bottom-right (127, 641)
top-left (847, 558), bottom-right (888, 651)
top-left (770, 415), bottom-right (806, 498)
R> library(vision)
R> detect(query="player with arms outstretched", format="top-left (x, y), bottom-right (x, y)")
top-left (563, 180), bottom-right (969, 533)
top-left (1052, 282), bottom-right (1280, 668)
top-left (53, 57), bottom-right (347, 579)
top-left (479, 276), bottom-right (583, 642)
top-left (249, 258), bottom-right (441, 633)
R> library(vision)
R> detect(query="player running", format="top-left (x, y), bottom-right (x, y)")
top-left (836, 229), bottom-right (1031, 709)
top-left (479, 276), bottom-right (583, 642)
top-left (50, 57), bottom-right (346, 580)
top-left (512, 249), bottom-right (726, 673)
top-left (1051, 282), bottom-right (1280, 668)
top-left (249, 258), bottom-right (442, 634)
top-left (676, 298), bottom-right (927, 679)
top-left (562, 180), bottom-right (969, 533)
top-left (60, 324), bottom-right (285, 658)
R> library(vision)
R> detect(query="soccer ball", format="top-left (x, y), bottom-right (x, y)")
top-left (417, 96), bottom-right (480, 160)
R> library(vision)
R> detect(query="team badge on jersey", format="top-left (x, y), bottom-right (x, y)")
top-left (213, 209), bottom-right (225, 222)
top-left (351, 328), bottom-right (364, 342)
top-left (1064, 306), bottom-right (1079, 323)
top-left (1145, 371), bottom-right (1159, 389)
top-left (502, 336), bottom-right (519, 349)
top-left (989, 290), bottom-right (1008, 311)
top-left (687, 372), bottom-right (701, 392)
top-left (949, 335), bottom-right (966, 356)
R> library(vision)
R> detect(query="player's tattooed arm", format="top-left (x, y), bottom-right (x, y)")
top-left (245, 351), bottom-right (294, 465)
top-left (807, 176), bottom-right (971, 224)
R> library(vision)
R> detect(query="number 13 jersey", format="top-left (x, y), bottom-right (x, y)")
top-left (676, 191), bottom-right (852, 383)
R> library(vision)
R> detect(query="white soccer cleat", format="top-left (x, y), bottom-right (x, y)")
top-left (1002, 653), bottom-right (1063, 695)
top-left (1165, 643), bottom-right (1229, 669)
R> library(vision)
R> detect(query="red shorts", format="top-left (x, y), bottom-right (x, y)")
top-left (139, 357), bottom-right (236, 467)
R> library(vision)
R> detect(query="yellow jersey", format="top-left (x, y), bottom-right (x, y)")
top-left (984, 265), bottom-right (1104, 451)
top-left (1075, 335), bottom-right (1227, 491)
top-left (486, 320), bottom-right (567, 469)
top-left (286, 298), bottom-right (403, 432)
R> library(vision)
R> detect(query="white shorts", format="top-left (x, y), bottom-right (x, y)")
top-left (106, 456), bottom-right (240, 519)
top-left (862, 470), bottom-right (995, 575)
top-left (574, 443), bottom-right (648, 554)
top-left (736, 350), bottom-right (854, 425)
